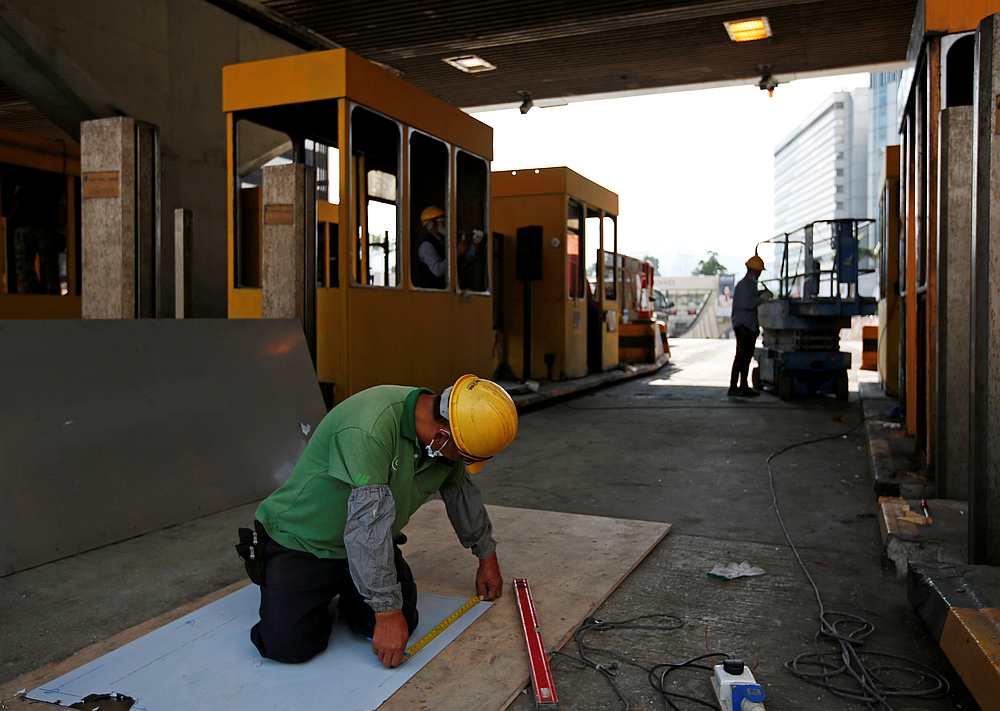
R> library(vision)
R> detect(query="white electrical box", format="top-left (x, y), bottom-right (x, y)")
top-left (711, 659), bottom-right (766, 711)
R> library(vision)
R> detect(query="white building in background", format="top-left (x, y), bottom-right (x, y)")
top-left (772, 72), bottom-right (901, 296)
top-left (773, 88), bottom-right (870, 247)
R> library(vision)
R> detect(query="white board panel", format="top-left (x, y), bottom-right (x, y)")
top-left (27, 586), bottom-right (490, 711)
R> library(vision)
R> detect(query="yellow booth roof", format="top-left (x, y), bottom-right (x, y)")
top-left (222, 48), bottom-right (492, 160)
top-left (492, 166), bottom-right (619, 215)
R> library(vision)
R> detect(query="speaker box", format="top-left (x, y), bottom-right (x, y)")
top-left (516, 225), bottom-right (543, 282)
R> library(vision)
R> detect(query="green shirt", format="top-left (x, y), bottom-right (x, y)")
top-left (256, 385), bottom-right (465, 558)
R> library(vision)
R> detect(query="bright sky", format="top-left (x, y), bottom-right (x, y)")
top-left (474, 72), bottom-right (871, 276)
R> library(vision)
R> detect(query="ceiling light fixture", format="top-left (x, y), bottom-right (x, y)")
top-left (724, 16), bottom-right (772, 42)
top-left (443, 55), bottom-right (496, 73)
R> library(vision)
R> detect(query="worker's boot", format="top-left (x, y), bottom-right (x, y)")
top-left (739, 386), bottom-right (760, 397)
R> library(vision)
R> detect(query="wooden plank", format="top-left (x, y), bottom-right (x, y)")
top-left (382, 502), bottom-right (670, 710)
top-left (0, 505), bottom-right (669, 710)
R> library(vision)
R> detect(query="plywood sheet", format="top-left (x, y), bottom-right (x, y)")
top-left (383, 502), bottom-right (670, 709)
top-left (2, 505), bottom-right (669, 710)
top-left (26, 588), bottom-right (489, 711)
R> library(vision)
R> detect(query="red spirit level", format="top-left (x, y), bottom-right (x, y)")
top-left (513, 578), bottom-right (559, 707)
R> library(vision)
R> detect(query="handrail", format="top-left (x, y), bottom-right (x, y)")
top-left (757, 218), bottom-right (875, 302)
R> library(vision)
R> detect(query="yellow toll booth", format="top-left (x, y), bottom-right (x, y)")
top-left (0, 129), bottom-right (81, 319)
top-left (492, 167), bottom-right (620, 381)
top-left (223, 49), bottom-right (495, 403)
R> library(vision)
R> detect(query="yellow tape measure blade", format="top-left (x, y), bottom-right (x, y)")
top-left (405, 595), bottom-right (482, 659)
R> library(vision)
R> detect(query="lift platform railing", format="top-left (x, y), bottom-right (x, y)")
top-left (758, 218), bottom-right (875, 303)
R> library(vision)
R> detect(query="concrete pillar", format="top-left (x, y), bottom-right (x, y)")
top-left (80, 117), bottom-right (159, 319)
top-left (261, 163), bottom-right (316, 355)
top-left (970, 14), bottom-right (1000, 563)
top-left (174, 208), bottom-right (192, 319)
top-left (936, 107), bottom-right (973, 500)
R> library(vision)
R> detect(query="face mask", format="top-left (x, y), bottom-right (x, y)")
top-left (426, 432), bottom-right (449, 458)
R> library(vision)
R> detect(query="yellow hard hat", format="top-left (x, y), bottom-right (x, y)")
top-left (746, 255), bottom-right (765, 272)
top-left (443, 374), bottom-right (518, 474)
top-left (420, 206), bottom-right (445, 224)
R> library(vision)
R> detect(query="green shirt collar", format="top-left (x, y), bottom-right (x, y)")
top-left (401, 387), bottom-right (433, 442)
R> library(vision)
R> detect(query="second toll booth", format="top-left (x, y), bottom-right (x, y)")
top-left (492, 167), bottom-right (620, 381)
top-left (223, 49), bottom-right (495, 404)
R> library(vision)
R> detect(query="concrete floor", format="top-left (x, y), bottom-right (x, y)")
top-left (0, 339), bottom-right (973, 710)
top-left (488, 339), bottom-right (971, 711)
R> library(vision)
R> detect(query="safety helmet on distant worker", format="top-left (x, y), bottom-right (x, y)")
top-left (439, 374), bottom-right (518, 474)
top-left (420, 206), bottom-right (446, 225)
top-left (745, 255), bottom-right (765, 272)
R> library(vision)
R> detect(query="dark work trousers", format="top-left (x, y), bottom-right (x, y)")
top-left (250, 536), bottom-right (419, 663)
top-left (730, 326), bottom-right (759, 389)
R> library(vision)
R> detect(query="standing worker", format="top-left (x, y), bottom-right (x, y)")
top-left (729, 255), bottom-right (771, 397)
top-left (239, 375), bottom-right (518, 669)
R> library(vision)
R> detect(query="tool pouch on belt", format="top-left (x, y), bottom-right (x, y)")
top-left (235, 521), bottom-right (268, 586)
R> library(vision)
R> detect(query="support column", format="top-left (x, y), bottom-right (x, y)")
top-left (903, 113), bottom-right (919, 437)
top-left (261, 163), bottom-right (316, 358)
top-left (936, 107), bottom-right (973, 500)
top-left (926, 41), bottom-right (942, 470)
top-left (174, 208), bottom-right (192, 319)
top-left (80, 117), bottom-right (159, 319)
top-left (970, 14), bottom-right (1000, 563)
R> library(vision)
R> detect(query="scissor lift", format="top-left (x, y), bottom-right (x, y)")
top-left (753, 219), bottom-right (876, 400)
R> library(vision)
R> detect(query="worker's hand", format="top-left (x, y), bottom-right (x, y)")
top-left (476, 552), bottom-right (503, 601)
top-left (372, 610), bottom-right (410, 668)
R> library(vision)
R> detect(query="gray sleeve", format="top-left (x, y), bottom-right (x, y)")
top-left (440, 473), bottom-right (496, 559)
top-left (419, 240), bottom-right (448, 278)
top-left (343, 485), bottom-right (402, 612)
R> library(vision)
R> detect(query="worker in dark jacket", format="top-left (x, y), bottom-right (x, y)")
top-left (245, 375), bottom-right (517, 669)
top-left (412, 206), bottom-right (449, 289)
top-left (412, 204), bottom-right (487, 291)
top-left (729, 255), bottom-right (771, 397)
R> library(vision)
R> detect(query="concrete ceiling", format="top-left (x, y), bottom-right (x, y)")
top-left (0, 1), bottom-right (916, 143)
top-left (244, 0), bottom-right (916, 107)
top-left (0, 79), bottom-right (72, 141)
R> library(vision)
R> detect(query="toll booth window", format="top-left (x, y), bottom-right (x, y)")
top-left (456, 151), bottom-right (488, 292)
top-left (304, 139), bottom-right (340, 204)
top-left (234, 119), bottom-right (293, 288)
top-left (351, 106), bottom-right (400, 287)
top-left (0, 163), bottom-right (73, 296)
top-left (409, 132), bottom-right (449, 289)
top-left (566, 200), bottom-right (585, 299)
top-left (603, 215), bottom-right (617, 301)
top-left (585, 211), bottom-right (600, 300)
top-left (317, 220), bottom-right (339, 288)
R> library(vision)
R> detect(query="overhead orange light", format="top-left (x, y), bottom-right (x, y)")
top-left (724, 17), bottom-right (772, 42)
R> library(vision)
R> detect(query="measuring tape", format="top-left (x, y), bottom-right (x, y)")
top-left (404, 594), bottom-right (482, 658)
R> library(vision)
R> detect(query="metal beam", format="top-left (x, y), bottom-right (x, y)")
top-left (205, 0), bottom-right (340, 50)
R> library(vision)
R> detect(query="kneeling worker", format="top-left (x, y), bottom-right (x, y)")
top-left (242, 376), bottom-right (517, 668)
